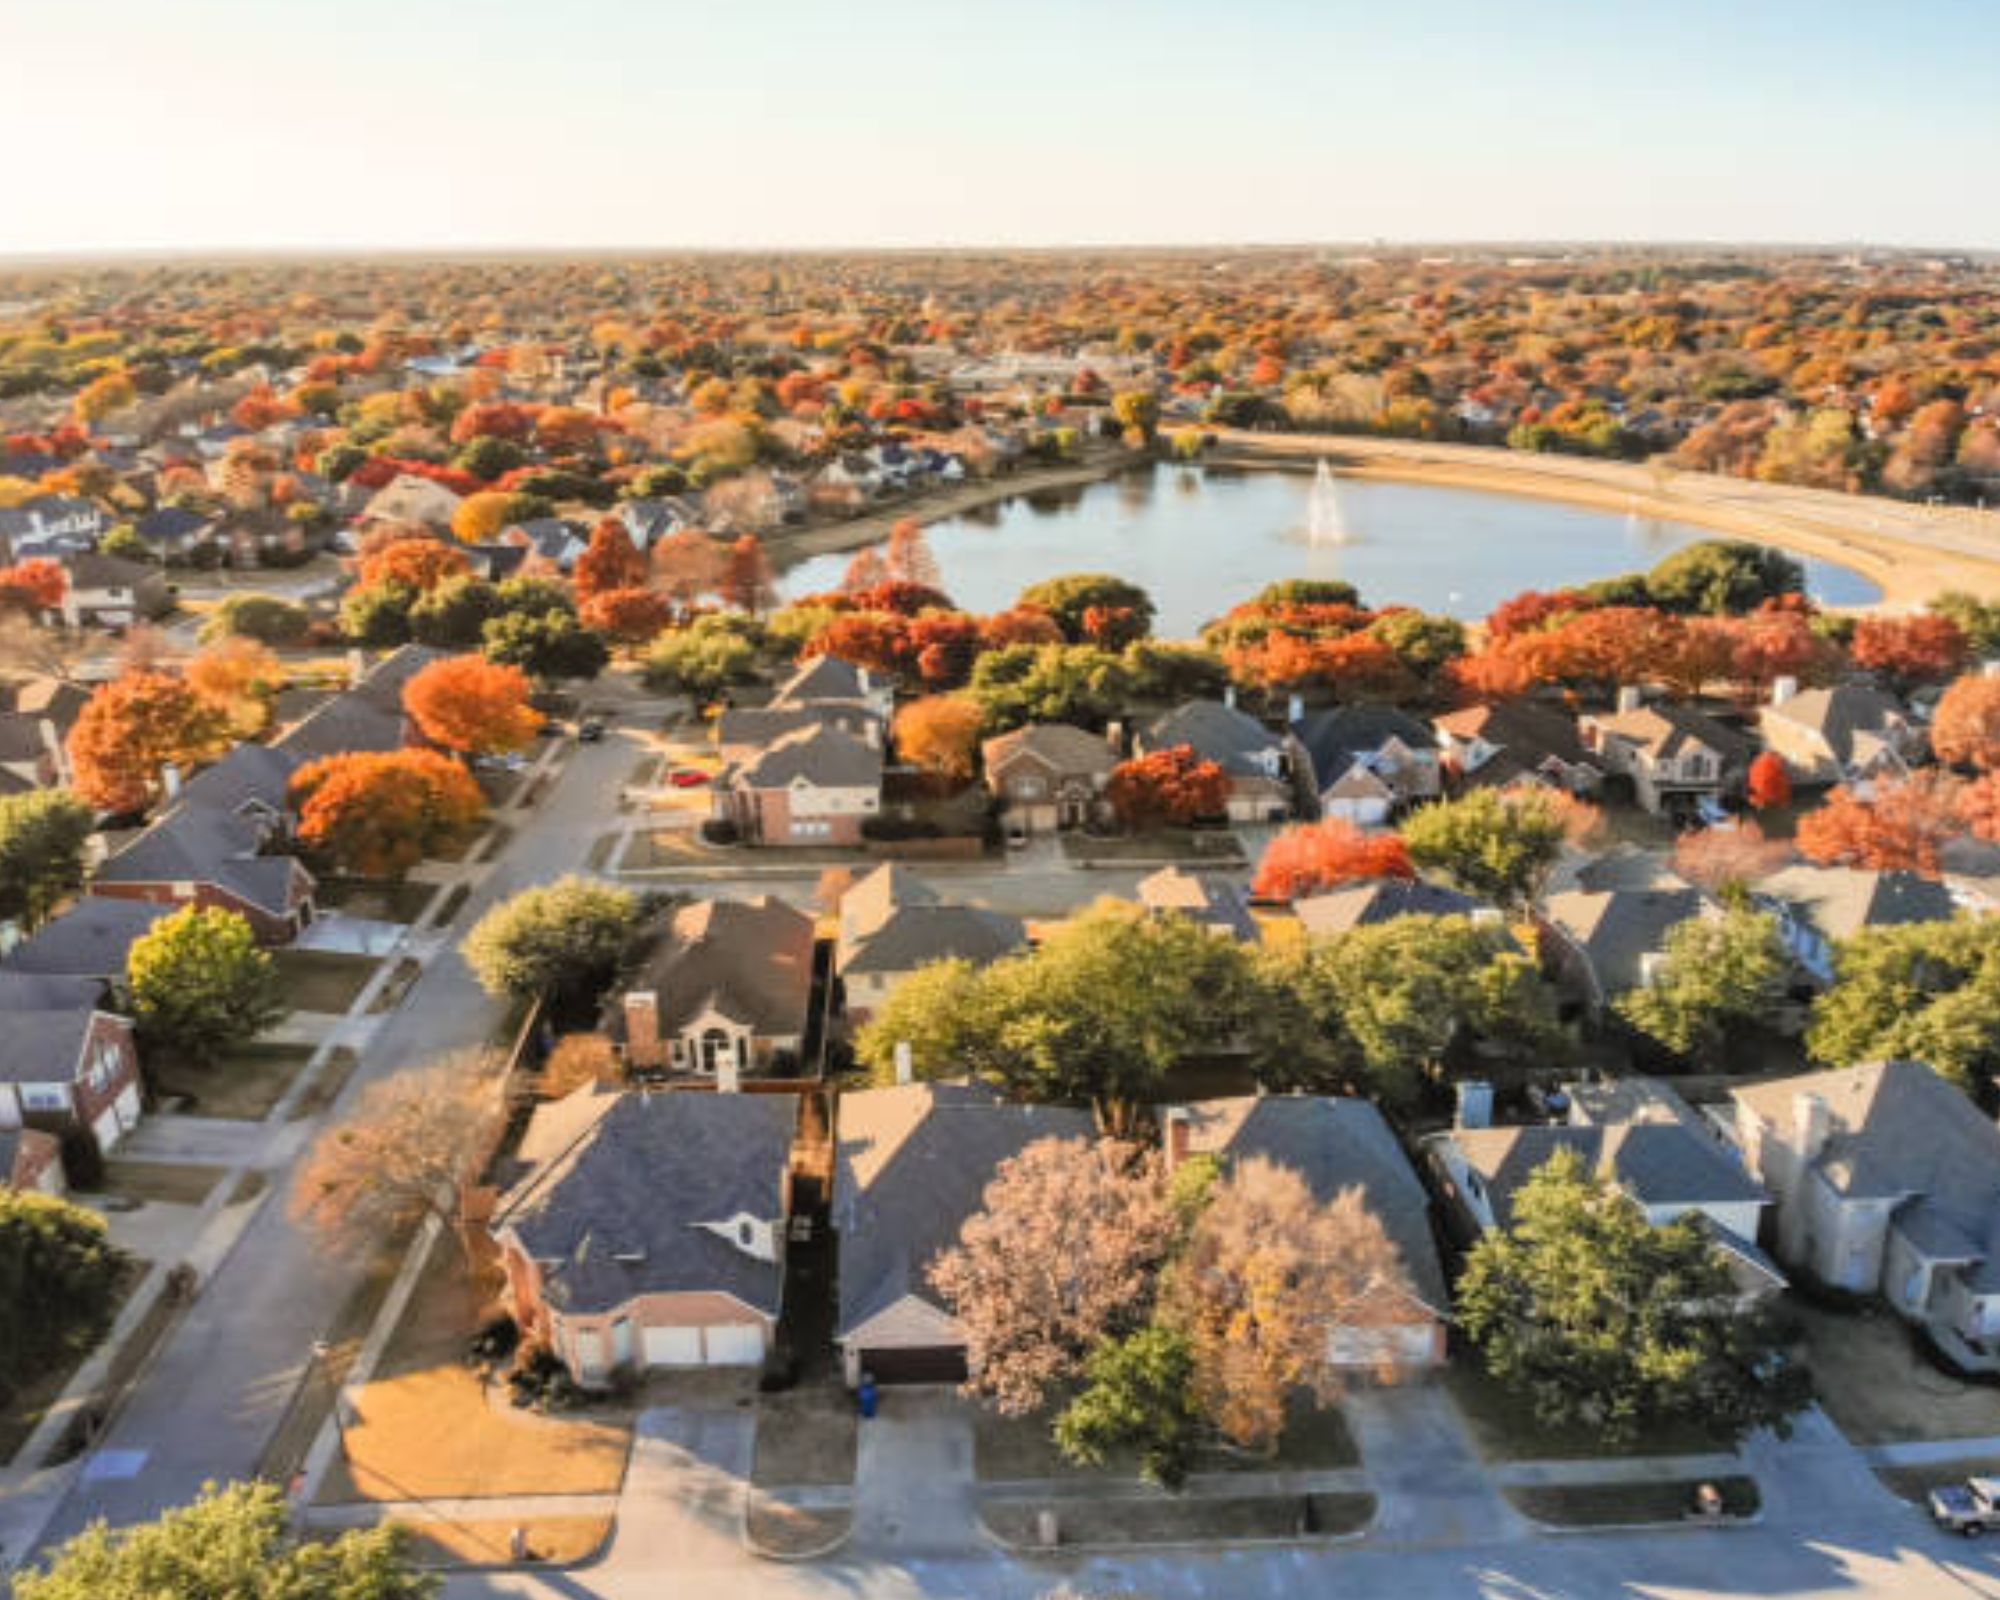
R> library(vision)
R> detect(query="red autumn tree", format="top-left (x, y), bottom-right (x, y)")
top-left (803, 612), bottom-right (914, 679)
top-left (1746, 750), bottom-right (1794, 810)
top-left (1106, 744), bottom-right (1230, 830)
top-left (981, 607), bottom-right (1064, 649)
top-left (1486, 587), bottom-right (1596, 640)
top-left (1929, 672), bottom-right (2000, 771)
top-left (1796, 772), bottom-right (1964, 878)
top-left (651, 529), bottom-right (728, 608)
top-left (572, 518), bottom-right (647, 600)
top-left (0, 558), bottom-right (68, 613)
top-left (1080, 604), bottom-right (1148, 650)
top-left (448, 401), bottom-right (538, 444)
top-left (402, 654), bottom-right (540, 755)
top-left (289, 749), bottom-right (487, 878)
top-left (66, 671), bottom-right (233, 812)
top-left (1954, 773), bottom-right (2000, 845)
top-left (907, 611), bottom-right (984, 689)
top-left (718, 535), bottom-right (776, 614)
top-left (579, 586), bottom-right (675, 643)
top-left (356, 536), bottom-right (470, 594)
top-left (1252, 818), bottom-right (1415, 900)
top-left (1851, 614), bottom-right (1969, 689)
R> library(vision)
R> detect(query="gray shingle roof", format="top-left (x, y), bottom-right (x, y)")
top-left (835, 868), bottom-right (1026, 977)
top-left (1756, 865), bottom-right (1956, 945)
top-left (0, 971), bottom-right (112, 1084)
top-left (734, 723), bottom-right (883, 790)
top-left (832, 1083), bottom-right (1094, 1337)
top-left (494, 1088), bottom-right (795, 1317)
top-left (1140, 700), bottom-right (1284, 779)
top-left (1294, 879), bottom-right (1484, 938)
top-left (1441, 1121), bottom-right (1765, 1225)
top-left (3, 897), bottom-right (172, 979)
top-left (1761, 685), bottom-right (1910, 765)
top-left (1137, 866), bottom-right (1259, 941)
top-left (981, 722), bottom-right (1117, 779)
top-left (1291, 706), bottom-right (1434, 792)
top-left (1540, 887), bottom-right (1710, 995)
top-left (623, 898), bottom-right (815, 1041)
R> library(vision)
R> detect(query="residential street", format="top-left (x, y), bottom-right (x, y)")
top-left (31, 724), bottom-right (645, 1547)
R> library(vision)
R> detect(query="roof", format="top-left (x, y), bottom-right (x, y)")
top-left (832, 1082), bottom-right (1094, 1337)
top-left (63, 550), bottom-right (156, 592)
top-left (2, 678), bottom-right (90, 731)
top-left (836, 866), bottom-right (1025, 977)
top-left (273, 645), bottom-right (445, 762)
top-left (1291, 705), bottom-right (1435, 791)
top-left (494, 1088), bottom-right (795, 1317)
top-left (3, 897), bottom-right (172, 979)
top-left (0, 971), bottom-right (112, 1084)
top-left (1587, 703), bottom-right (1753, 765)
top-left (1756, 865), bottom-right (1956, 944)
top-left (1294, 879), bottom-right (1484, 938)
top-left (1436, 701), bottom-right (1599, 771)
top-left (0, 1127), bottom-right (59, 1189)
top-left (362, 474), bottom-right (462, 525)
top-left (715, 703), bottom-right (880, 756)
top-left (1540, 887), bottom-right (1709, 994)
top-left (622, 898), bottom-right (815, 1041)
top-left (1440, 1121), bottom-right (1765, 1225)
top-left (1140, 700), bottom-right (1284, 779)
top-left (775, 654), bottom-right (874, 706)
top-left (981, 721), bottom-right (1116, 778)
top-left (0, 713), bottom-right (48, 764)
top-left (1137, 866), bottom-right (1259, 941)
top-left (1174, 1095), bottom-right (1449, 1313)
top-left (733, 722), bottom-right (883, 791)
top-left (1761, 685), bottom-right (1910, 764)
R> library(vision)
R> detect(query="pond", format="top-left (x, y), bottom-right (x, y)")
top-left (777, 463), bottom-right (1882, 636)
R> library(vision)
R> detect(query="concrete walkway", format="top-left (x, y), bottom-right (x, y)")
top-left (1492, 1451), bottom-right (1744, 1486)
top-left (1860, 1433), bottom-right (2000, 1468)
top-left (1344, 1384), bottom-right (1526, 1547)
top-left (608, 1408), bottom-right (753, 1572)
top-left (1745, 1407), bottom-right (1901, 1527)
top-left (851, 1390), bottom-right (977, 1555)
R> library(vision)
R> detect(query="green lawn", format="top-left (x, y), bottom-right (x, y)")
top-left (271, 950), bottom-right (382, 1014)
top-left (312, 878), bottom-right (437, 924)
top-left (1505, 1475), bottom-right (1759, 1527)
top-left (157, 1041), bottom-right (316, 1120)
top-left (1444, 1360), bottom-right (1731, 1462)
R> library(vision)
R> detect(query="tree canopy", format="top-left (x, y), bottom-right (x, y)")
top-left (1401, 789), bottom-right (1568, 908)
top-left (1807, 918), bottom-right (2000, 1091)
top-left (0, 1190), bottom-right (127, 1400)
top-left (462, 876), bottom-right (643, 1003)
top-left (1616, 907), bottom-right (1788, 1064)
top-left (0, 788), bottom-right (94, 930)
top-left (125, 905), bottom-right (282, 1064)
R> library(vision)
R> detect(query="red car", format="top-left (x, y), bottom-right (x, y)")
top-left (668, 768), bottom-right (710, 788)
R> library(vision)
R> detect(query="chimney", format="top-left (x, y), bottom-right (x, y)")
top-left (1792, 1092), bottom-right (1831, 1163)
top-left (716, 1040), bottom-right (740, 1094)
top-left (1104, 719), bottom-right (1125, 756)
top-left (1771, 675), bottom-right (1799, 705)
top-left (893, 1040), bottom-right (914, 1087)
top-left (1615, 685), bottom-right (1644, 715)
top-left (1287, 692), bottom-right (1305, 725)
top-left (1163, 1106), bottom-right (1191, 1169)
top-left (160, 761), bottom-right (183, 802)
top-left (624, 990), bottom-right (660, 1070)
top-left (1223, 685), bottom-right (1238, 711)
top-left (347, 647), bottom-right (367, 688)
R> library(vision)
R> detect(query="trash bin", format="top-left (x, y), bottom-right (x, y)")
top-left (857, 1376), bottom-right (878, 1419)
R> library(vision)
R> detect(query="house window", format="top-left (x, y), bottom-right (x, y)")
top-left (738, 1221), bottom-right (755, 1248)
top-left (700, 1029), bottom-right (735, 1076)
top-left (19, 1084), bottom-right (67, 1113)
top-left (1016, 776), bottom-right (1045, 800)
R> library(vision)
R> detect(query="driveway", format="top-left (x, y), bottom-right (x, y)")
top-left (604, 1408), bottom-right (755, 1574)
top-left (1344, 1382), bottom-right (1524, 1547)
top-left (851, 1390), bottom-right (975, 1555)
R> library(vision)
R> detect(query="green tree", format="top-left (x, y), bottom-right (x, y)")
top-left (1015, 574), bottom-right (1156, 644)
top-left (408, 577), bottom-right (504, 649)
top-left (1643, 540), bottom-right (1805, 615)
top-left (0, 789), bottom-right (94, 930)
top-left (1259, 915), bottom-right (1565, 1107)
top-left (340, 581), bottom-right (415, 648)
top-left (1617, 907), bottom-right (1787, 1063)
top-left (0, 1190), bottom-right (126, 1398)
top-left (481, 609), bottom-right (609, 681)
top-left (14, 1479), bottom-right (434, 1600)
top-left (463, 876), bottom-right (642, 1003)
top-left (967, 643), bottom-right (1134, 732)
top-left (452, 434), bottom-right (525, 482)
top-left (493, 575), bottom-right (577, 620)
top-left (1402, 789), bottom-right (1568, 908)
top-left (1456, 1149), bottom-right (1810, 1448)
top-left (641, 617), bottom-right (762, 700)
top-left (1054, 1324), bottom-right (1200, 1488)
top-left (1110, 389), bottom-right (1161, 443)
top-left (1806, 918), bottom-right (2000, 1091)
top-left (197, 592), bottom-right (310, 646)
top-left (1368, 609), bottom-right (1468, 677)
top-left (125, 906), bottom-right (282, 1064)
top-left (1931, 590), bottom-right (2000, 657)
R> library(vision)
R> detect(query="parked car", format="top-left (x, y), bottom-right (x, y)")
top-left (578, 718), bottom-right (606, 742)
top-left (1930, 1477), bottom-right (1998, 1536)
top-left (668, 768), bottom-right (709, 788)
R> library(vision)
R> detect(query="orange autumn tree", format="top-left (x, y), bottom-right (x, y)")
top-left (356, 536), bottom-right (470, 594)
top-left (893, 694), bottom-right (985, 784)
top-left (579, 586), bottom-right (674, 643)
top-left (1795, 771), bottom-right (1965, 877)
top-left (402, 654), bottom-right (540, 755)
top-left (572, 518), bottom-right (648, 600)
top-left (1106, 744), bottom-right (1229, 831)
top-left (186, 636), bottom-right (284, 738)
top-left (0, 558), bottom-right (68, 614)
top-left (1252, 818), bottom-right (1414, 900)
top-left (289, 749), bottom-right (487, 877)
top-left (66, 671), bottom-right (233, 812)
top-left (1746, 750), bottom-right (1793, 810)
top-left (1930, 672), bottom-right (2000, 772)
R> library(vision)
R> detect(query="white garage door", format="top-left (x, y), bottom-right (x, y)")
top-left (703, 1323), bottom-right (764, 1367)
top-left (1326, 1321), bottom-right (1439, 1369)
top-left (642, 1325), bottom-right (703, 1367)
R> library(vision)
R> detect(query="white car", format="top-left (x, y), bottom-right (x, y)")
top-left (1929, 1476), bottom-right (1998, 1536)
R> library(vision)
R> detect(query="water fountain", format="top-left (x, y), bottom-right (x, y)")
top-left (1307, 459), bottom-right (1350, 546)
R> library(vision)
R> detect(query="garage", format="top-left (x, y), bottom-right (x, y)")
top-left (642, 1326), bottom-right (703, 1367)
top-left (856, 1344), bottom-right (968, 1386)
top-left (701, 1323), bottom-right (766, 1367)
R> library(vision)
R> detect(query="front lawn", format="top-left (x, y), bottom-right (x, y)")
top-left (313, 878), bottom-right (437, 924)
top-left (1061, 829), bottom-right (1246, 867)
top-left (1445, 1359), bottom-right (1730, 1461)
top-left (395, 1514), bottom-right (612, 1568)
top-left (1792, 1297), bottom-right (2000, 1445)
top-left (974, 1389), bottom-right (1356, 1484)
top-left (98, 1160), bottom-right (227, 1206)
top-left (156, 1042), bottom-right (316, 1120)
top-left (1505, 1475), bottom-right (1760, 1527)
top-left (319, 1247), bottom-right (631, 1504)
top-left (271, 950), bottom-right (382, 1014)
top-left (753, 1383), bottom-right (857, 1488)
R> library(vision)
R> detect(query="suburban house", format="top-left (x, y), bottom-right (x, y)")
top-left (1434, 701), bottom-right (1604, 796)
top-left (133, 505), bottom-right (222, 561)
top-left (356, 473), bottom-right (463, 533)
top-left (1136, 699), bottom-right (1300, 823)
top-left (1294, 879), bottom-right (1490, 939)
top-left (1758, 682), bottom-right (1923, 790)
top-left (492, 1086), bottom-right (797, 1383)
top-left (616, 898), bottom-right (817, 1081)
top-left (1535, 885), bottom-right (1713, 1016)
top-left (772, 654), bottom-right (893, 720)
top-left (980, 722), bottom-right (1117, 836)
top-left (1753, 864), bottom-right (1958, 989)
top-left (1, 1127), bottom-right (64, 1194)
top-left (0, 677), bottom-right (90, 762)
top-left (716, 700), bottom-right (882, 765)
top-left (718, 722), bottom-right (884, 847)
top-left (835, 866), bottom-right (1026, 1021)
top-left (1164, 1094), bottom-right (1451, 1367)
top-left (0, 971), bottom-right (144, 1167)
top-left (1578, 699), bottom-right (1752, 818)
top-left (1137, 865), bottom-right (1260, 941)
top-left (0, 495), bottom-right (105, 558)
top-left (1291, 705), bottom-right (1442, 824)
top-left (91, 745), bottom-right (317, 943)
top-left (1731, 1061), bottom-right (2000, 1371)
top-left (2, 897), bottom-right (173, 979)
top-left (1426, 1077), bottom-right (1781, 1298)
top-left (502, 517), bottom-right (589, 572)
top-left (833, 1080), bottom-right (1094, 1386)
top-left (272, 644), bottom-right (441, 762)
top-left (58, 550), bottom-right (173, 630)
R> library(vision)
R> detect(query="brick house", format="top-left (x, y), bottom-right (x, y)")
top-left (0, 972), bottom-right (143, 1167)
top-left (616, 898), bottom-right (817, 1080)
top-left (980, 722), bottom-right (1116, 836)
top-left (718, 723), bottom-right (884, 847)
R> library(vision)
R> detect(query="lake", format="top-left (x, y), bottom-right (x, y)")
top-left (778, 464), bottom-right (1882, 636)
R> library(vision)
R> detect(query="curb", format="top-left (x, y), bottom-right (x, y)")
top-left (973, 1496), bottom-right (1379, 1557)
top-left (741, 1497), bottom-right (855, 1564)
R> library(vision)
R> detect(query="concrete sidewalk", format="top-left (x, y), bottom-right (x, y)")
top-left (1344, 1384), bottom-right (1525, 1547)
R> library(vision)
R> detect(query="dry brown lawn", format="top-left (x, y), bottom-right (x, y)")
top-left (395, 1514), bottom-right (612, 1568)
top-left (1793, 1298), bottom-right (2000, 1445)
top-left (319, 1249), bottom-right (631, 1503)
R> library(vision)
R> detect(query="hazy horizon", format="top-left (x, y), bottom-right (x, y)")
top-left (5, 0), bottom-right (1995, 258)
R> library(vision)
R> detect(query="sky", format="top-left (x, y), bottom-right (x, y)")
top-left (3, 0), bottom-right (1996, 256)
